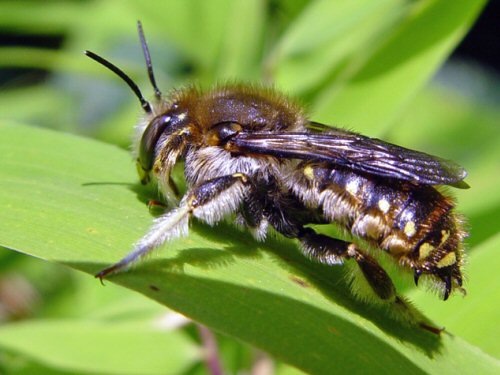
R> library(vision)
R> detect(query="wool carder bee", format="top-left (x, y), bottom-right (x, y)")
top-left (85, 22), bottom-right (468, 328)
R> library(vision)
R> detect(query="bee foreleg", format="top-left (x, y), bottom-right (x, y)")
top-left (168, 175), bottom-right (180, 198)
top-left (95, 173), bottom-right (250, 280)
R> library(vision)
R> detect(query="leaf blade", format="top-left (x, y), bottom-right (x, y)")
top-left (311, 0), bottom-right (487, 133)
top-left (0, 320), bottom-right (199, 375)
top-left (1, 122), bottom-right (498, 374)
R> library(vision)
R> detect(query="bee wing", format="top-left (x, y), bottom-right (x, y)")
top-left (229, 127), bottom-right (469, 188)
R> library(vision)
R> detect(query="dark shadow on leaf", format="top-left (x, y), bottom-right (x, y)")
top-left (66, 258), bottom-right (435, 374)
top-left (141, 223), bottom-right (262, 272)
top-left (247, 234), bottom-right (443, 357)
top-left (82, 180), bottom-right (163, 208)
top-left (146, 248), bottom-right (238, 273)
top-left (127, 183), bottom-right (164, 208)
top-left (192, 221), bottom-right (261, 257)
top-left (78, 182), bottom-right (441, 355)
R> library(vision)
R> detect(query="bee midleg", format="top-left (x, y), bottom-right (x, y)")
top-left (95, 173), bottom-right (250, 279)
top-left (298, 228), bottom-right (396, 301)
top-left (168, 175), bottom-right (180, 198)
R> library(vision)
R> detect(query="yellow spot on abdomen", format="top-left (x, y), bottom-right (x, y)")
top-left (346, 180), bottom-right (359, 195)
top-left (378, 199), bottom-right (390, 213)
top-left (382, 235), bottom-right (409, 255)
top-left (419, 242), bottom-right (435, 259)
top-left (437, 252), bottom-right (457, 268)
top-left (440, 230), bottom-right (450, 246)
top-left (404, 221), bottom-right (416, 237)
top-left (303, 165), bottom-right (315, 180)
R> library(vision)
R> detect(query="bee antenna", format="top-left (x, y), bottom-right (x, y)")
top-left (137, 21), bottom-right (162, 100)
top-left (84, 50), bottom-right (152, 113)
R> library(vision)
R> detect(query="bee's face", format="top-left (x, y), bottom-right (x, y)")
top-left (136, 104), bottom-right (191, 184)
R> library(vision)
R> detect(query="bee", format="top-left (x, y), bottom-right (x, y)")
top-left (85, 22), bottom-right (468, 327)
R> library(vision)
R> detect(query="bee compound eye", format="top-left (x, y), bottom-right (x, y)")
top-left (139, 115), bottom-right (172, 173)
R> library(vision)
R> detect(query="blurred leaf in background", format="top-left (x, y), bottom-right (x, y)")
top-left (0, 0), bottom-right (499, 374)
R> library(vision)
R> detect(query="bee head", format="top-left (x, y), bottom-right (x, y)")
top-left (136, 106), bottom-right (190, 184)
top-left (85, 21), bottom-right (172, 185)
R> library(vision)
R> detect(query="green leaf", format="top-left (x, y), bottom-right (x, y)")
top-left (1, 122), bottom-right (498, 374)
top-left (271, 0), bottom-right (404, 93)
top-left (0, 320), bottom-right (199, 375)
top-left (214, 0), bottom-right (266, 80)
top-left (306, 0), bottom-right (486, 133)
top-left (410, 234), bottom-right (500, 358)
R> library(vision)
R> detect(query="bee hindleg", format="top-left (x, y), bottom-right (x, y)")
top-left (298, 228), bottom-right (395, 301)
top-left (298, 228), bottom-right (440, 331)
top-left (95, 173), bottom-right (250, 280)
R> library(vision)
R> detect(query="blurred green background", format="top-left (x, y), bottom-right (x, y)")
top-left (0, 1), bottom-right (498, 374)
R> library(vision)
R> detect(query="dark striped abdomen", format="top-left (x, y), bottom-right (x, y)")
top-left (289, 161), bottom-right (466, 288)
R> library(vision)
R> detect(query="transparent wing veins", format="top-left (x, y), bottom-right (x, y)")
top-left (230, 128), bottom-right (468, 187)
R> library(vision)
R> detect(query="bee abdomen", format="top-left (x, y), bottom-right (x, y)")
top-left (378, 185), bottom-right (460, 263)
top-left (375, 183), bottom-right (466, 296)
top-left (292, 161), bottom-right (465, 268)
top-left (410, 211), bottom-right (465, 271)
top-left (351, 208), bottom-right (390, 241)
top-left (291, 160), bottom-right (466, 296)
